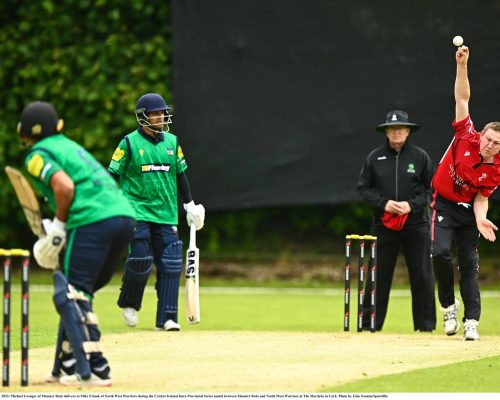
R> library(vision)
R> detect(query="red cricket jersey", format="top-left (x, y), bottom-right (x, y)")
top-left (432, 116), bottom-right (500, 202)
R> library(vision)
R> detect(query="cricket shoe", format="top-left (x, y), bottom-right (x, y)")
top-left (155, 319), bottom-right (181, 331)
top-left (441, 299), bottom-right (460, 336)
top-left (45, 355), bottom-right (76, 383)
top-left (59, 373), bottom-right (112, 387)
top-left (463, 319), bottom-right (480, 341)
top-left (122, 307), bottom-right (138, 327)
top-left (45, 370), bottom-right (69, 383)
top-left (165, 319), bottom-right (181, 331)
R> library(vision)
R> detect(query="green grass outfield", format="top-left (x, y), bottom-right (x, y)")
top-left (4, 275), bottom-right (500, 393)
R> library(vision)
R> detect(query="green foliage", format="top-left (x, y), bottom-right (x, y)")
top-left (200, 204), bottom-right (374, 255)
top-left (198, 202), bottom-right (500, 258)
top-left (0, 0), bottom-right (171, 248)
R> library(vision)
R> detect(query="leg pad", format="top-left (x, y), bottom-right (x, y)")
top-left (53, 272), bottom-right (92, 379)
top-left (117, 256), bottom-right (154, 310)
top-left (155, 241), bottom-right (183, 327)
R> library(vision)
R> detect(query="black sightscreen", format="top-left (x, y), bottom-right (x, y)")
top-left (172, 0), bottom-right (500, 209)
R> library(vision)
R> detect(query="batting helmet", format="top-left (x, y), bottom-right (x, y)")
top-left (17, 101), bottom-right (64, 140)
top-left (135, 93), bottom-right (172, 133)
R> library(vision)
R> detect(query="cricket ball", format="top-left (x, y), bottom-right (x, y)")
top-left (453, 35), bottom-right (464, 47)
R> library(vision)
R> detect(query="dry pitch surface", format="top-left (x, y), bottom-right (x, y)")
top-left (5, 331), bottom-right (500, 392)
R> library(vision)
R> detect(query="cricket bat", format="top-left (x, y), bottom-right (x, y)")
top-left (185, 222), bottom-right (200, 324)
top-left (5, 166), bottom-right (44, 237)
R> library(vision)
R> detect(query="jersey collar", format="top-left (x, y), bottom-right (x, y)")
top-left (138, 127), bottom-right (164, 144)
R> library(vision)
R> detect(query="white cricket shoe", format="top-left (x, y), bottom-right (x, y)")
top-left (59, 373), bottom-right (112, 387)
top-left (122, 307), bottom-right (138, 327)
top-left (45, 370), bottom-right (68, 383)
top-left (164, 319), bottom-right (181, 331)
top-left (441, 299), bottom-right (460, 336)
top-left (463, 319), bottom-right (480, 341)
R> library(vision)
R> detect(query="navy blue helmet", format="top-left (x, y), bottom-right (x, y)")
top-left (17, 101), bottom-right (64, 141)
top-left (135, 93), bottom-right (172, 133)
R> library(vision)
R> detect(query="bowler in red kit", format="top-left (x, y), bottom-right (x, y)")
top-left (431, 45), bottom-right (500, 341)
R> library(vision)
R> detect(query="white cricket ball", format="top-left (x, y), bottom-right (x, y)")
top-left (453, 35), bottom-right (464, 47)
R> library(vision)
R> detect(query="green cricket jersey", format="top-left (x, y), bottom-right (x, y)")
top-left (108, 129), bottom-right (188, 224)
top-left (24, 134), bottom-right (135, 229)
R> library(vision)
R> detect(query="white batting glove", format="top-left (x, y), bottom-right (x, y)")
top-left (184, 201), bottom-right (205, 230)
top-left (42, 218), bottom-right (52, 235)
top-left (33, 217), bottom-right (66, 269)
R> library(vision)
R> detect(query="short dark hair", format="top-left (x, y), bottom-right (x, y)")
top-left (482, 122), bottom-right (500, 133)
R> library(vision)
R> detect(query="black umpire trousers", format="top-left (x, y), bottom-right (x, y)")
top-left (430, 194), bottom-right (481, 321)
top-left (362, 222), bottom-right (436, 331)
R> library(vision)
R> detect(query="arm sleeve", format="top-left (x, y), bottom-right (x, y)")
top-left (357, 154), bottom-right (388, 212)
top-left (24, 149), bottom-right (62, 211)
top-left (480, 185), bottom-right (497, 198)
top-left (177, 171), bottom-right (193, 203)
top-left (407, 151), bottom-right (434, 213)
top-left (108, 138), bottom-right (129, 177)
top-left (176, 139), bottom-right (188, 173)
top-left (452, 115), bottom-right (476, 140)
top-left (25, 150), bottom-right (61, 186)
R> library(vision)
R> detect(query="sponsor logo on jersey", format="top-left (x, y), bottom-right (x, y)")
top-left (464, 151), bottom-right (470, 156)
top-left (141, 163), bottom-right (171, 173)
top-left (377, 156), bottom-right (386, 160)
top-left (112, 147), bottom-right (125, 161)
top-left (407, 163), bottom-right (416, 173)
top-left (438, 216), bottom-right (444, 222)
top-left (27, 154), bottom-right (45, 177)
top-left (448, 164), bottom-right (470, 193)
top-left (478, 173), bottom-right (487, 182)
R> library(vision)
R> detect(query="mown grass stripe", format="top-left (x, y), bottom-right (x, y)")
top-left (17, 285), bottom-right (500, 297)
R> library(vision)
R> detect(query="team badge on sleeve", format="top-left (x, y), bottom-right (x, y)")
top-left (112, 147), bottom-right (125, 161)
top-left (27, 154), bottom-right (45, 177)
top-left (177, 146), bottom-right (184, 159)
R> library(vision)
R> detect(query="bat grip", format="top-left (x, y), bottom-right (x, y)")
top-left (189, 223), bottom-right (197, 246)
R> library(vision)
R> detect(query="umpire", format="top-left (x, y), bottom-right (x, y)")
top-left (357, 110), bottom-right (436, 331)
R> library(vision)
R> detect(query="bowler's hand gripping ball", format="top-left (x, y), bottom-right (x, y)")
top-left (453, 35), bottom-right (464, 47)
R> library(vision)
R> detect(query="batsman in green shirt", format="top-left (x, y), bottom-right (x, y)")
top-left (18, 101), bottom-right (136, 387)
top-left (108, 93), bottom-right (205, 331)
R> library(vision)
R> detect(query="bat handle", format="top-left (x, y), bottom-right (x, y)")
top-left (190, 223), bottom-right (197, 246)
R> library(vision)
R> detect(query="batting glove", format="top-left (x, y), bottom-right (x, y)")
top-left (33, 217), bottom-right (66, 269)
top-left (184, 201), bottom-right (205, 230)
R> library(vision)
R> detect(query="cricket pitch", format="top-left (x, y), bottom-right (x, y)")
top-left (7, 331), bottom-right (500, 392)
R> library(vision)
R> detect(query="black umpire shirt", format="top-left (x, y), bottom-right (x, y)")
top-left (357, 139), bottom-right (434, 228)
